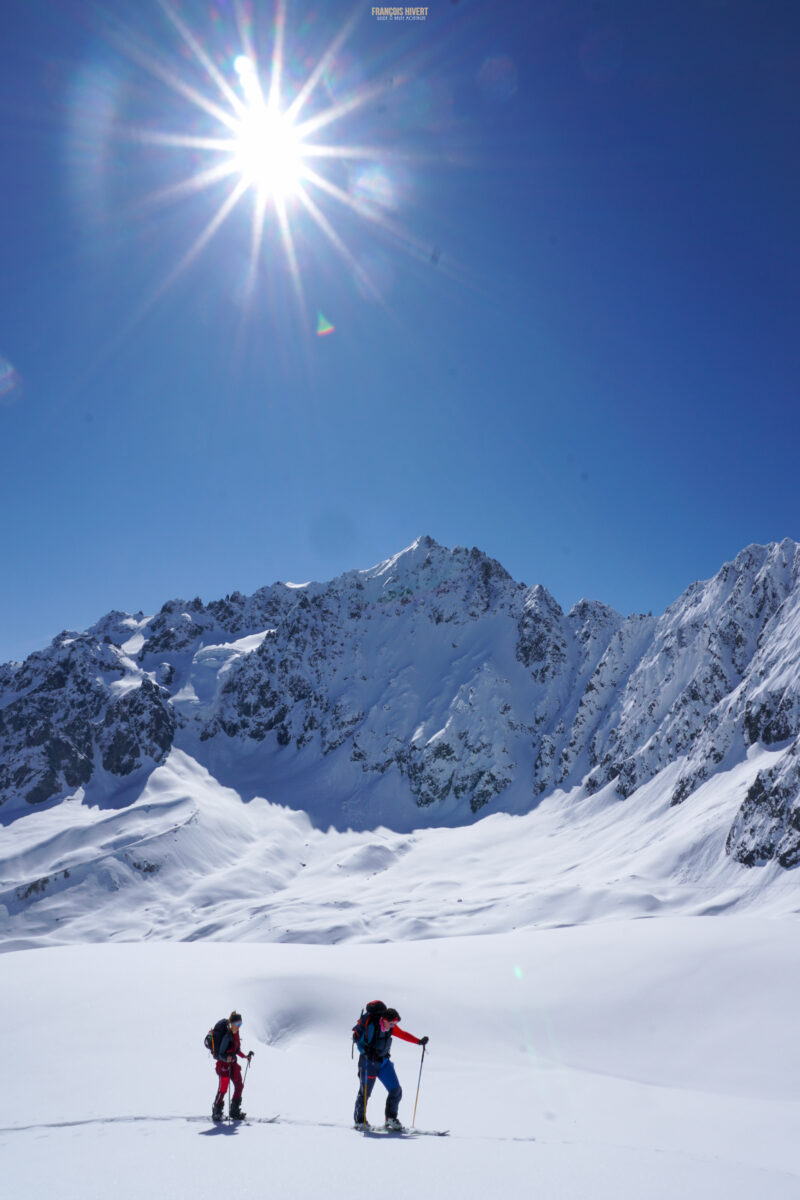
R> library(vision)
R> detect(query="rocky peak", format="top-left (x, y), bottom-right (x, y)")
top-left (4, 539), bottom-right (800, 869)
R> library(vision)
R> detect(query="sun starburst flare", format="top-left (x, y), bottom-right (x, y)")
top-left (228, 53), bottom-right (304, 201)
top-left (97, 0), bottom-right (448, 333)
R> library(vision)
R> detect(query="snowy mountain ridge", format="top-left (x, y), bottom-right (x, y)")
top-left (1, 537), bottom-right (800, 936)
top-left (2, 535), bottom-right (800, 897)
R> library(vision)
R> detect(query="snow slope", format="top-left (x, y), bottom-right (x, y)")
top-left (3, 921), bottom-right (800, 1200)
top-left (2, 739), bottom-right (799, 951)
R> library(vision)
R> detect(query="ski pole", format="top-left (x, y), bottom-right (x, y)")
top-left (237, 1057), bottom-right (249, 1118)
top-left (363, 1063), bottom-right (368, 1132)
top-left (411, 1043), bottom-right (426, 1129)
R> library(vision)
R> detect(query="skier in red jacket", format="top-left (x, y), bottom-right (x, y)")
top-left (354, 1005), bottom-right (428, 1130)
top-left (212, 1011), bottom-right (254, 1121)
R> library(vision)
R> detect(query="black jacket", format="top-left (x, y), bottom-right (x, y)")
top-left (361, 1021), bottom-right (419, 1062)
top-left (217, 1026), bottom-right (242, 1061)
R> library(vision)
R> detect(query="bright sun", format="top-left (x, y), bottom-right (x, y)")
top-left (112, 7), bottom-right (432, 318)
top-left (231, 104), bottom-right (304, 200)
top-left (230, 55), bottom-right (304, 201)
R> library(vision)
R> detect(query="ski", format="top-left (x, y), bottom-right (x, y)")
top-left (361, 1126), bottom-right (414, 1138)
top-left (212, 1113), bottom-right (279, 1126)
top-left (231, 1113), bottom-right (280, 1126)
top-left (359, 1123), bottom-right (449, 1138)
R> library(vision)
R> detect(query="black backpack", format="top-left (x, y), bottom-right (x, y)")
top-left (352, 1000), bottom-right (387, 1054)
top-left (204, 1017), bottom-right (229, 1058)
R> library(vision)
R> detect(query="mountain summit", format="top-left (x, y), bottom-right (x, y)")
top-left (2, 537), bottom-right (800, 869)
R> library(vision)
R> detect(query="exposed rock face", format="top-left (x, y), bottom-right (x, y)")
top-left (726, 740), bottom-right (800, 868)
top-left (2, 536), bottom-right (800, 864)
top-left (0, 632), bottom-right (175, 808)
top-left (98, 679), bottom-right (176, 776)
top-left (583, 542), bottom-right (800, 806)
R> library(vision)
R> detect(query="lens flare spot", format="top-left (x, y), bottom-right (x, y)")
top-left (477, 54), bottom-right (519, 102)
top-left (351, 164), bottom-right (398, 212)
top-left (316, 312), bottom-right (335, 336)
top-left (234, 54), bottom-right (260, 103)
top-left (0, 355), bottom-right (20, 404)
top-left (514, 966), bottom-right (524, 980)
top-left (234, 54), bottom-right (254, 79)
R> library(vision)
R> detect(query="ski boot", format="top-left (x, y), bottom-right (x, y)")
top-left (385, 1116), bottom-right (404, 1132)
top-left (230, 1099), bottom-right (246, 1121)
top-left (212, 1101), bottom-right (224, 1123)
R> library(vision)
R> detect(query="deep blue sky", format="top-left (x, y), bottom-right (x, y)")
top-left (1, 0), bottom-right (799, 663)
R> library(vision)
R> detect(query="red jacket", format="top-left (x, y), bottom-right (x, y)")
top-left (391, 1026), bottom-right (422, 1046)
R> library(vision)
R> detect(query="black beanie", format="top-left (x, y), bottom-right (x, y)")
top-left (230, 1011), bottom-right (242, 1023)
top-left (384, 1007), bottom-right (400, 1022)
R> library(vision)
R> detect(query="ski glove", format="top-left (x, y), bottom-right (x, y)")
top-left (247, 1051), bottom-right (254, 1061)
top-left (419, 1036), bottom-right (429, 1045)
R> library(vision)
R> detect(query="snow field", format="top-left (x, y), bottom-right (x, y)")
top-left (3, 918), bottom-right (800, 1199)
top-left (2, 740), bottom-right (797, 952)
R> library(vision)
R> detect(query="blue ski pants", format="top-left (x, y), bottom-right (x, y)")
top-left (354, 1055), bottom-right (402, 1124)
